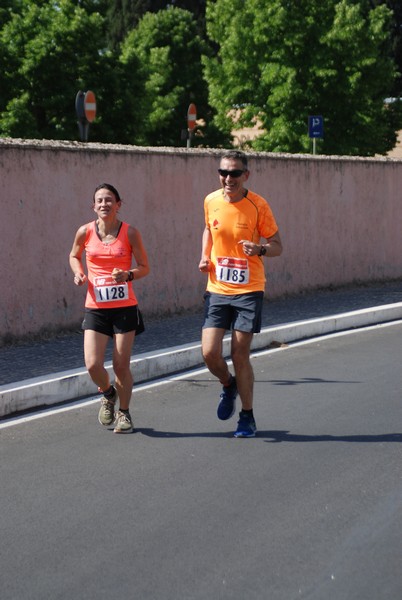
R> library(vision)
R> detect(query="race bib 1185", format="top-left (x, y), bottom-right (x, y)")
top-left (216, 257), bottom-right (249, 285)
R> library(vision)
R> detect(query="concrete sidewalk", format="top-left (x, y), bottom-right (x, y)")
top-left (1, 280), bottom-right (402, 419)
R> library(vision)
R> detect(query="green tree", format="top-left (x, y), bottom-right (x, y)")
top-left (105, 0), bottom-right (207, 50)
top-left (369, 1), bottom-right (402, 96)
top-left (120, 7), bottom-right (221, 146)
top-left (106, 0), bottom-right (147, 50)
top-left (0, 0), bottom-right (145, 142)
top-left (203, 0), bottom-right (400, 156)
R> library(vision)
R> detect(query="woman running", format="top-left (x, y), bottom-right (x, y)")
top-left (69, 183), bottom-right (150, 433)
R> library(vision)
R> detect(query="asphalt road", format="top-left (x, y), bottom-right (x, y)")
top-left (1, 322), bottom-right (402, 600)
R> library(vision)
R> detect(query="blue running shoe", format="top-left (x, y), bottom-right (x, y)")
top-left (217, 377), bottom-right (237, 420)
top-left (234, 411), bottom-right (257, 438)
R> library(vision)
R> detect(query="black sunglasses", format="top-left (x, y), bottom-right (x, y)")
top-left (218, 169), bottom-right (246, 178)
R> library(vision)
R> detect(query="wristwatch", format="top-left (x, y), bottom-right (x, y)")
top-left (258, 245), bottom-right (267, 256)
top-left (127, 271), bottom-right (134, 281)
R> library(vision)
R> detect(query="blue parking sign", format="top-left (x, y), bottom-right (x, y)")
top-left (308, 115), bottom-right (324, 138)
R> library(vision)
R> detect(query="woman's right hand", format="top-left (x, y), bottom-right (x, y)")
top-left (74, 273), bottom-right (87, 286)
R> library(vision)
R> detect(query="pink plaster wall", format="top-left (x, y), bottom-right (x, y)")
top-left (1, 138), bottom-right (402, 343)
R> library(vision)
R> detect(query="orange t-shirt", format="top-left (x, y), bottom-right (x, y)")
top-left (204, 189), bottom-right (278, 295)
top-left (84, 221), bottom-right (138, 309)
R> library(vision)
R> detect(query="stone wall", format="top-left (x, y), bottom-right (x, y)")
top-left (1, 138), bottom-right (401, 343)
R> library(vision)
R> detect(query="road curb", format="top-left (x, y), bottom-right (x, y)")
top-left (1, 303), bottom-right (402, 419)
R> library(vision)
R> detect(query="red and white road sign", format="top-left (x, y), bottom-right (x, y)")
top-left (187, 103), bottom-right (197, 131)
top-left (84, 91), bottom-right (96, 123)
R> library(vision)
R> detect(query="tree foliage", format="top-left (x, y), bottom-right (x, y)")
top-left (106, 0), bottom-right (206, 50)
top-left (369, 1), bottom-right (402, 96)
top-left (120, 6), bottom-right (224, 147)
top-left (203, 0), bottom-right (401, 155)
top-left (0, 0), bottom-right (132, 140)
top-left (0, 0), bottom-right (400, 154)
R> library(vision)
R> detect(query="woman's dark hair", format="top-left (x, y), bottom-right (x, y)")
top-left (93, 183), bottom-right (121, 202)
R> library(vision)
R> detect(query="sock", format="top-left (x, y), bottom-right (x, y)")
top-left (223, 375), bottom-right (235, 387)
top-left (120, 408), bottom-right (130, 415)
top-left (102, 385), bottom-right (116, 401)
top-left (241, 409), bottom-right (254, 418)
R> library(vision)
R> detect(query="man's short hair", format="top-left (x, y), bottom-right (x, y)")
top-left (221, 150), bottom-right (248, 169)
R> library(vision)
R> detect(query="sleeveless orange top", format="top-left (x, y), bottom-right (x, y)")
top-left (84, 221), bottom-right (138, 309)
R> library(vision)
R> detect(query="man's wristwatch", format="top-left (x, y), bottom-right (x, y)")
top-left (127, 271), bottom-right (134, 281)
top-left (258, 245), bottom-right (267, 256)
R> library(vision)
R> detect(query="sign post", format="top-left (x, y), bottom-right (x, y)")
top-left (75, 90), bottom-right (97, 142)
top-left (308, 115), bottom-right (324, 155)
top-left (187, 103), bottom-right (197, 148)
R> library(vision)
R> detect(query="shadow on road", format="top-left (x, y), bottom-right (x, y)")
top-left (137, 428), bottom-right (402, 443)
top-left (266, 377), bottom-right (360, 386)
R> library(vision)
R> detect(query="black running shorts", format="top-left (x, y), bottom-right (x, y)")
top-left (82, 306), bottom-right (145, 338)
